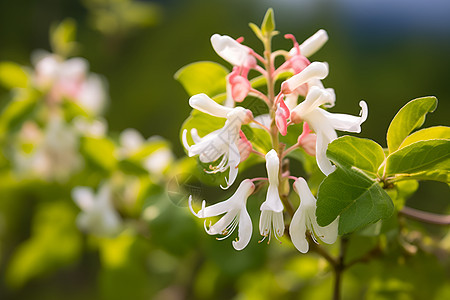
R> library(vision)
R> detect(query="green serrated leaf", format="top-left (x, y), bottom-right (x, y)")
top-left (261, 8), bottom-right (275, 36)
top-left (399, 126), bottom-right (450, 149)
top-left (387, 96), bottom-right (437, 153)
top-left (385, 139), bottom-right (450, 177)
top-left (174, 61), bottom-right (229, 97)
top-left (317, 167), bottom-right (394, 235)
top-left (0, 62), bottom-right (29, 89)
top-left (248, 22), bottom-right (264, 41)
top-left (327, 136), bottom-right (385, 178)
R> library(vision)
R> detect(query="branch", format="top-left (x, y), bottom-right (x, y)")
top-left (399, 207), bottom-right (450, 225)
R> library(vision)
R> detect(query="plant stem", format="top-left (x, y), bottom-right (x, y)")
top-left (399, 206), bottom-right (450, 225)
top-left (333, 236), bottom-right (348, 300)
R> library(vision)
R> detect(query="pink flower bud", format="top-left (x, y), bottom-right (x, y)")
top-left (275, 99), bottom-right (290, 136)
top-left (237, 131), bottom-right (252, 162)
top-left (228, 67), bottom-right (251, 102)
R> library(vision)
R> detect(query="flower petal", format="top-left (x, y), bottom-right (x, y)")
top-left (72, 187), bottom-right (95, 211)
top-left (299, 29), bottom-right (328, 58)
top-left (311, 215), bottom-right (339, 245)
top-left (281, 62), bottom-right (328, 94)
top-left (289, 205), bottom-right (309, 253)
top-left (211, 34), bottom-right (256, 68)
top-left (319, 101), bottom-right (368, 133)
top-left (232, 208), bottom-right (252, 250)
top-left (189, 93), bottom-right (232, 118)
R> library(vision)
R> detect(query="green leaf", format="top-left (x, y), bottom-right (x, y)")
top-left (391, 169), bottom-right (449, 183)
top-left (50, 18), bottom-right (78, 57)
top-left (317, 167), bottom-right (394, 235)
top-left (80, 136), bottom-right (117, 171)
top-left (0, 89), bottom-right (39, 136)
top-left (241, 125), bottom-right (272, 154)
top-left (399, 126), bottom-right (450, 149)
top-left (326, 136), bottom-right (385, 178)
top-left (6, 201), bottom-right (82, 288)
top-left (118, 159), bottom-right (149, 176)
top-left (0, 62), bottom-right (29, 89)
top-left (387, 96), bottom-right (437, 153)
top-left (174, 61), bottom-right (229, 97)
top-left (261, 8), bottom-right (275, 36)
top-left (385, 139), bottom-right (450, 177)
top-left (248, 22), bottom-right (264, 41)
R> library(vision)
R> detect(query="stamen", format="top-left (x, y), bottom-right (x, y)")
top-left (285, 34), bottom-right (300, 55)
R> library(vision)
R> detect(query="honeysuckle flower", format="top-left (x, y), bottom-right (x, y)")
top-left (211, 34), bottom-right (257, 71)
top-left (290, 86), bottom-right (368, 175)
top-left (143, 147), bottom-right (174, 175)
top-left (32, 52), bottom-right (107, 115)
top-left (289, 177), bottom-right (338, 253)
top-left (189, 179), bottom-right (255, 250)
top-left (183, 94), bottom-right (253, 188)
top-left (118, 128), bottom-right (174, 176)
top-left (281, 61), bottom-right (329, 95)
top-left (72, 182), bottom-right (122, 237)
top-left (14, 117), bottom-right (83, 181)
top-left (296, 29), bottom-right (329, 59)
top-left (73, 116), bottom-right (107, 137)
top-left (259, 149), bottom-right (284, 242)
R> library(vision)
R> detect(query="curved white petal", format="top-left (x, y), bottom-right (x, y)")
top-left (299, 29), bottom-right (328, 58)
top-left (319, 101), bottom-right (368, 133)
top-left (207, 210), bottom-right (238, 235)
top-left (282, 62), bottom-right (328, 94)
top-left (311, 215), bottom-right (339, 245)
top-left (315, 129), bottom-right (337, 176)
top-left (232, 208), bottom-right (252, 250)
top-left (289, 205), bottom-right (309, 253)
top-left (189, 93), bottom-right (232, 118)
top-left (211, 34), bottom-right (255, 67)
top-left (293, 177), bottom-right (316, 207)
top-left (223, 142), bottom-right (240, 189)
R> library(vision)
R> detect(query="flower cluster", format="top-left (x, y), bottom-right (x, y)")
top-left (182, 16), bottom-right (367, 252)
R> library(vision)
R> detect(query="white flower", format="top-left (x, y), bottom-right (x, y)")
top-left (14, 117), bottom-right (83, 181)
top-left (290, 86), bottom-right (368, 175)
top-left (72, 183), bottom-right (122, 237)
top-left (259, 149), bottom-right (284, 242)
top-left (189, 179), bottom-right (255, 250)
top-left (182, 94), bottom-right (253, 188)
top-left (289, 177), bottom-right (338, 253)
top-left (211, 34), bottom-right (256, 69)
top-left (281, 61), bottom-right (329, 95)
top-left (118, 128), bottom-right (173, 176)
top-left (32, 52), bottom-right (107, 115)
top-left (295, 29), bottom-right (329, 58)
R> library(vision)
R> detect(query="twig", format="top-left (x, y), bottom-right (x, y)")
top-left (399, 207), bottom-right (450, 225)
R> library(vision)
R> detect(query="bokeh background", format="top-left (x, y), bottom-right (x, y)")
top-left (0, 0), bottom-right (449, 299)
